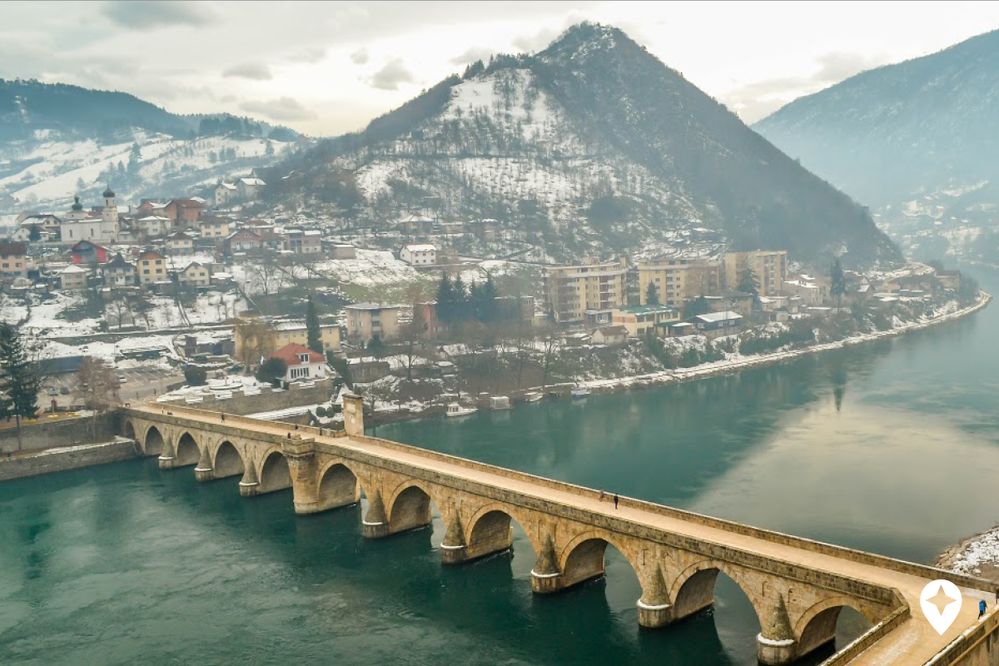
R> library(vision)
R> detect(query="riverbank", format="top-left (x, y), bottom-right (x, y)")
top-left (577, 290), bottom-right (992, 393)
top-left (936, 525), bottom-right (999, 583)
top-left (360, 291), bottom-right (991, 428)
top-left (0, 438), bottom-right (141, 482)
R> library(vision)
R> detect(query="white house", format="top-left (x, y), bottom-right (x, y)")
top-left (270, 343), bottom-right (328, 382)
top-left (137, 215), bottom-right (170, 238)
top-left (213, 182), bottom-right (238, 208)
top-left (237, 177), bottom-right (265, 200)
top-left (59, 264), bottom-right (89, 290)
top-left (177, 261), bottom-right (211, 288)
top-left (400, 244), bottom-right (436, 266)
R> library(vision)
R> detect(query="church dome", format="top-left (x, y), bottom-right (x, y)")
top-left (103, 187), bottom-right (116, 198)
top-left (71, 196), bottom-right (83, 211)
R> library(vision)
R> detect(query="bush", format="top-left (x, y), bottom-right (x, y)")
top-left (184, 365), bottom-right (207, 386)
top-left (315, 406), bottom-right (328, 417)
top-left (255, 357), bottom-right (287, 387)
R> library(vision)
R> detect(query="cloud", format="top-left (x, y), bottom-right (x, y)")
top-left (288, 47), bottom-right (327, 64)
top-left (102, 1), bottom-right (216, 30)
top-left (369, 59), bottom-right (413, 91)
top-left (350, 48), bottom-right (369, 65)
top-left (725, 50), bottom-right (889, 123)
top-left (512, 27), bottom-right (560, 53)
top-left (223, 62), bottom-right (273, 80)
top-left (241, 97), bottom-right (317, 122)
top-left (450, 47), bottom-right (494, 66)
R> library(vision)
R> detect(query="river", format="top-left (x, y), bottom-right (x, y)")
top-left (3, 271), bottom-right (999, 665)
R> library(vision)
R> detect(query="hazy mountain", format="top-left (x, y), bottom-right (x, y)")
top-left (755, 30), bottom-right (999, 264)
top-left (265, 23), bottom-right (899, 267)
top-left (0, 79), bottom-right (304, 211)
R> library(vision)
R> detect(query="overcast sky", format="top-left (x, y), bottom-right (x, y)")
top-left (2, 1), bottom-right (998, 136)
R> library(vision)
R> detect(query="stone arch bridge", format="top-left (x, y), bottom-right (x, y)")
top-left (121, 397), bottom-right (997, 665)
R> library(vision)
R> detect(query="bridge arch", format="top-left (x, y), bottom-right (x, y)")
top-left (174, 432), bottom-right (200, 467)
top-left (794, 596), bottom-right (874, 658)
top-left (669, 559), bottom-right (764, 628)
top-left (143, 425), bottom-right (165, 456)
top-left (558, 531), bottom-right (641, 591)
top-left (123, 419), bottom-right (136, 442)
top-left (212, 440), bottom-right (245, 479)
top-left (316, 460), bottom-right (362, 511)
top-left (463, 505), bottom-right (537, 563)
top-left (387, 481), bottom-right (440, 535)
top-left (257, 449), bottom-right (292, 494)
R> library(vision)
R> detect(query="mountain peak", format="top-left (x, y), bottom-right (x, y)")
top-left (539, 22), bottom-right (639, 63)
top-left (269, 23), bottom-right (898, 267)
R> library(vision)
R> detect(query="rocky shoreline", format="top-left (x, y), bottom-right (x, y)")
top-left (936, 525), bottom-right (999, 583)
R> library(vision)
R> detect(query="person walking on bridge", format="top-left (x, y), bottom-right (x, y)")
top-left (613, 494), bottom-right (619, 510)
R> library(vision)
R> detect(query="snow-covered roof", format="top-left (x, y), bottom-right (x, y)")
top-left (239, 177), bottom-right (265, 186)
top-left (403, 244), bottom-right (436, 252)
top-left (60, 264), bottom-right (88, 274)
top-left (345, 302), bottom-right (402, 311)
top-left (694, 311), bottom-right (743, 323)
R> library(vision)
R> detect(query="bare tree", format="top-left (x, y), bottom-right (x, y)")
top-left (106, 290), bottom-right (132, 330)
top-left (539, 324), bottom-right (561, 392)
top-left (246, 251), bottom-right (280, 295)
top-left (75, 356), bottom-right (120, 437)
top-left (401, 292), bottom-right (429, 382)
top-left (234, 317), bottom-right (276, 370)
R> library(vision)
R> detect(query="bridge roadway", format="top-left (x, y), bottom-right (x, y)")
top-left (123, 401), bottom-right (997, 665)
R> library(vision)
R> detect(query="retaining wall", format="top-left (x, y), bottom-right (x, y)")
top-left (0, 439), bottom-right (141, 481)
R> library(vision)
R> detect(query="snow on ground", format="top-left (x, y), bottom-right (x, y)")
top-left (944, 525), bottom-right (999, 576)
top-left (312, 249), bottom-right (425, 288)
top-left (41, 333), bottom-right (180, 363)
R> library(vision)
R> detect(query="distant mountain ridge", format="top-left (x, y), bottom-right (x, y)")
top-left (0, 79), bottom-right (303, 211)
top-left (265, 23), bottom-right (899, 267)
top-left (755, 29), bottom-right (999, 207)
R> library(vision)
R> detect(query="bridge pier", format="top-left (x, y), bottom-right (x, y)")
top-left (756, 635), bottom-right (797, 665)
top-left (361, 491), bottom-right (391, 539)
top-left (238, 464), bottom-right (259, 497)
top-left (157, 454), bottom-right (177, 469)
top-left (637, 569), bottom-right (672, 629)
top-left (530, 535), bottom-right (564, 594)
top-left (756, 596), bottom-right (798, 666)
top-left (193, 447), bottom-right (214, 482)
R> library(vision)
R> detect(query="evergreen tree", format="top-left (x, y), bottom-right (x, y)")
top-left (683, 295), bottom-right (712, 319)
top-left (830, 258), bottom-right (846, 305)
top-left (305, 294), bottom-right (323, 353)
top-left (255, 357), bottom-right (287, 387)
top-left (737, 268), bottom-right (759, 297)
top-left (452, 274), bottom-right (468, 320)
top-left (477, 274), bottom-right (499, 322)
top-left (435, 272), bottom-right (456, 324)
top-left (645, 281), bottom-right (660, 305)
top-left (0, 323), bottom-right (40, 450)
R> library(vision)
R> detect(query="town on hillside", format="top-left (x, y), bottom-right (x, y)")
top-left (0, 181), bottom-right (981, 431)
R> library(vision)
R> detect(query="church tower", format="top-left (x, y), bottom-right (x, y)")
top-left (101, 186), bottom-right (119, 238)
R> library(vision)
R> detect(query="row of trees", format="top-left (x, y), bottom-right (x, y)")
top-left (435, 273), bottom-right (500, 324)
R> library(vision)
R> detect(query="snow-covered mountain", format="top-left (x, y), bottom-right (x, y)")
top-left (755, 30), bottom-right (999, 265)
top-left (265, 23), bottom-right (899, 267)
top-left (0, 79), bottom-right (305, 211)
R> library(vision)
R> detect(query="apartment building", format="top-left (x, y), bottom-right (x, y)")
top-left (723, 250), bottom-right (787, 296)
top-left (544, 258), bottom-right (628, 322)
top-left (637, 258), bottom-right (722, 307)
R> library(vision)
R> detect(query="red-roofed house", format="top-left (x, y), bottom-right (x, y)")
top-left (269, 343), bottom-right (329, 382)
